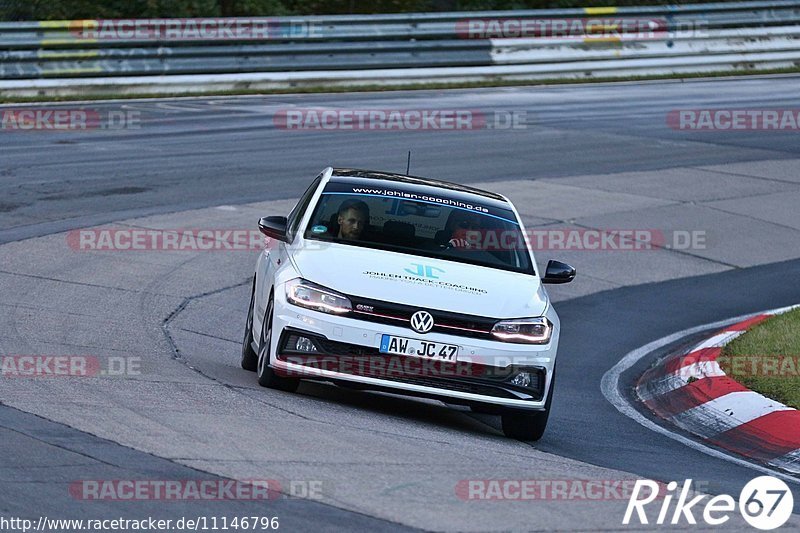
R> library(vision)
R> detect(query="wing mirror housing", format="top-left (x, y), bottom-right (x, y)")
top-left (258, 216), bottom-right (289, 242)
top-left (542, 260), bottom-right (576, 284)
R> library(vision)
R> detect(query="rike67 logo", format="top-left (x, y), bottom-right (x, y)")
top-left (624, 477), bottom-right (794, 530)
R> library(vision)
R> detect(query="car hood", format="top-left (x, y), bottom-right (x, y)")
top-left (289, 242), bottom-right (547, 318)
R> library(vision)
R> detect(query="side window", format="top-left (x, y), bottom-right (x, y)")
top-left (287, 175), bottom-right (322, 242)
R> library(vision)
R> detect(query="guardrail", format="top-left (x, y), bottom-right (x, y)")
top-left (1, 1), bottom-right (799, 97)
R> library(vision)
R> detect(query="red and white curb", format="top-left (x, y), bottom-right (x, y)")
top-left (636, 305), bottom-right (800, 475)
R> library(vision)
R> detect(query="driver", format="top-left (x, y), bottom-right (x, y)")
top-left (336, 199), bottom-right (370, 241)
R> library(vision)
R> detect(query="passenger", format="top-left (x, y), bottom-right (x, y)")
top-left (447, 211), bottom-right (483, 249)
top-left (336, 199), bottom-right (370, 241)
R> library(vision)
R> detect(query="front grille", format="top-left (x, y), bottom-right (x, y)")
top-left (349, 295), bottom-right (498, 340)
top-left (278, 329), bottom-right (544, 401)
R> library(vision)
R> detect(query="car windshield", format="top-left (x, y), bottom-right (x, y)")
top-left (303, 181), bottom-right (534, 275)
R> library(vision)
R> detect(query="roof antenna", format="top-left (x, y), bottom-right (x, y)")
top-left (406, 150), bottom-right (412, 175)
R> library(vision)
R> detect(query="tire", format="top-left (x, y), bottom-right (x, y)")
top-left (500, 373), bottom-right (555, 441)
top-left (256, 294), bottom-right (299, 392)
top-left (241, 278), bottom-right (258, 371)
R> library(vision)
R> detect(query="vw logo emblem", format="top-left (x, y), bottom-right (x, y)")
top-left (410, 311), bottom-right (434, 334)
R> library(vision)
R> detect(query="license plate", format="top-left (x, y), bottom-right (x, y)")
top-left (379, 334), bottom-right (459, 362)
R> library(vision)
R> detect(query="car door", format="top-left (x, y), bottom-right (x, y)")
top-left (254, 174), bottom-right (323, 329)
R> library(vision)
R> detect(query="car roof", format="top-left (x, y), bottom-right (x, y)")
top-left (330, 168), bottom-right (508, 203)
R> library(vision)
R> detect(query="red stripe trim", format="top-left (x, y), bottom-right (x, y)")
top-left (726, 314), bottom-right (770, 331)
top-left (643, 376), bottom-right (749, 418)
top-left (662, 347), bottom-right (721, 375)
top-left (708, 410), bottom-right (800, 461)
top-left (649, 316), bottom-right (769, 380)
top-left (656, 316), bottom-right (770, 377)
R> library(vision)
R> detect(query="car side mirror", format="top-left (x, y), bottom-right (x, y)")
top-left (542, 260), bottom-right (576, 284)
top-left (258, 216), bottom-right (289, 242)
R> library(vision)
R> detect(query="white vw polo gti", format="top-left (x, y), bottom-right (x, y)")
top-left (242, 168), bottom-right (575, 440)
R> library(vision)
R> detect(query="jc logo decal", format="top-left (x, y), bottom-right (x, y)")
top-left (405, 263), bottom-right (445, 279)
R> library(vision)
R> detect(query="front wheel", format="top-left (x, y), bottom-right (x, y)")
top-left (256, 295), bottom-right (299, 392)
top-left (500, 373), bottom-right (555, 441)
top-left (241, 278), bottom-right (258, 371)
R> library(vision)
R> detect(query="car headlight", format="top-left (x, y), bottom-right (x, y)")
top-left (285, 278), bottom-right (352, 314)
top-left (491, 317), bottom-right (552, 344)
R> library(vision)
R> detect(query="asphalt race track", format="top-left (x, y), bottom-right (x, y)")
top-left (1, 76), bottom-right (800, 531)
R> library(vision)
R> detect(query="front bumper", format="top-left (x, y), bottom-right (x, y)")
top-left (269, 288), bottom-right (558, 410)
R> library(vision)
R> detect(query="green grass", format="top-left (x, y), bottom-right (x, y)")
top-left (2, 67), bottom-right (800, 104)
top-left (720, 308), bottom-right (800, 409)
